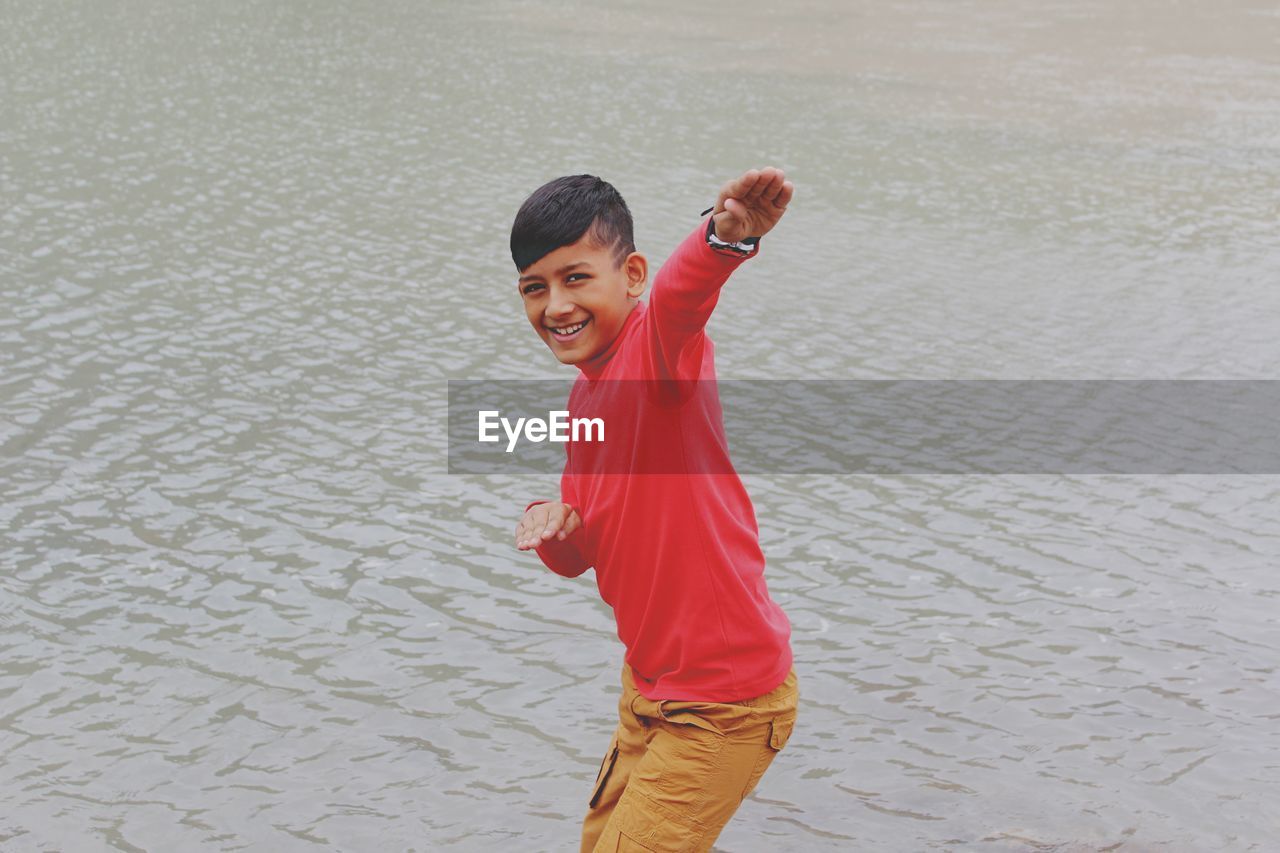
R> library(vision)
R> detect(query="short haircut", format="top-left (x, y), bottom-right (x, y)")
top-left (510, 174), bottom-right (636, 273)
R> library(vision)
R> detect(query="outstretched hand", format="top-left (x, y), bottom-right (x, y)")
top-left (710, 167), bottom-right (794, 245)
top-left (515, 501), bottom-right (582, 550)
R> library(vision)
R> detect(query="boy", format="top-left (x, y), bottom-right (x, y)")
top-left (510, 168), bottom-right (797, 852)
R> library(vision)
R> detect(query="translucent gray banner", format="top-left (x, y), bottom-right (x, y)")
top-left (447, 380), bottom-right (1280, 474)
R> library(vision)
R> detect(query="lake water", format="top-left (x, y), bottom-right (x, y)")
top-left (2, 0), bottom-right (1278, 850)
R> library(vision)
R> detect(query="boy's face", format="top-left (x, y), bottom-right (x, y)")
top-left (517, 231), bottom-right (647, 366)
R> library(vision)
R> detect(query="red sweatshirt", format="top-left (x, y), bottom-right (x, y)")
top-left (529, 218), bottom-right (793, 702)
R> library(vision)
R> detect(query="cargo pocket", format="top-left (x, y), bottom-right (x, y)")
top-left (768, 712), bottom-right (795, 751)
top-left (739, 712), bottom-right (796, 802)
top-left (615, 832), bottom-right (655, 851)
top-left (613, 791), bottom-right (704, 852)
top-left (590, 732), bottom-right (621, 808)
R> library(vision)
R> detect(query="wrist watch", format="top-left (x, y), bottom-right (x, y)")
top-left (700, 205), bottom-right (759, 257)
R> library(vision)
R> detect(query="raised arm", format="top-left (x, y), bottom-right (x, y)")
top-left (646, 167), bottom-right (793, 380)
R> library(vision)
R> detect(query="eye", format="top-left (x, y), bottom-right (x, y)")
top-left (566, 273), bottom-right (589, 283)
top-left (521, 282), bottom-right (545, 296)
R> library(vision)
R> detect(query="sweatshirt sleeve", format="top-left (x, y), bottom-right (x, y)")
top-left (645, 217), bottom-right (760, 381)
top-left (524, 500), bottom-right (591, 579)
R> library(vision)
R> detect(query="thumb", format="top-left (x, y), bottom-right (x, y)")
top-left (559, 504), bottom-right (581, 539)
top-left (712, 207), bottom-right (743, 239)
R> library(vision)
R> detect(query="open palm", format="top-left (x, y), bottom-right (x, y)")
top-left (710, 167), bottom-right (794, 244)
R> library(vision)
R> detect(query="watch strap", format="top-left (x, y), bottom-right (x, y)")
top-left (700, 205), bottom-right (759, 256)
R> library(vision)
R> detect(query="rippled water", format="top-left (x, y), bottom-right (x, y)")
top-left (3, 1), bottom-right (1278, 850)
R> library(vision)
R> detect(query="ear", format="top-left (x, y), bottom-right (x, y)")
top-left (624, 251), bottom-right (647, 298)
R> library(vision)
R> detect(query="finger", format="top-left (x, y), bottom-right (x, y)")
top-left (715, 177), bottom-right (734, 212)
top-left (714, 181), bottom-right (730, 213)
top-left (520, 507), bottom-right (547, 547)
top-left (722, 170), bottom-right (760, 207)
top-left (743, 168), bottom-right (779, 202)
top-left (754, 168), bottom-right (783, 199)
top-left (559, 508), bottom-right (581, 540)
top-left (525, 517), bottom-right (547, 548)
top-left (723, 198), bottom-right (750, 224)
top-left (772, 180), bottom-right (794, 209)
top-left (558, 507), bottom-right (580, 540)
top-left (522, 505), bottom-right (546, 537)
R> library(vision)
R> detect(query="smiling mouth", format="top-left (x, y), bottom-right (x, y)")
top-left (547, 318), bottom-right (590, 340)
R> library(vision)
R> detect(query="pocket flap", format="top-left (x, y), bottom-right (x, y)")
top-left (656, 702), bottom-right (726, 737)
top-left (768, 714), bottom-right (796, 751)
top-left (589, 732), bottom-right (620, 808)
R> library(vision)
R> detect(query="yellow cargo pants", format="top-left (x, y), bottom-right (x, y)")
top-left (580, 662), bottom-right (800, 852)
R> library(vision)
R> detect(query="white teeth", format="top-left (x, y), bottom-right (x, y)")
top-left (552, 321), bottom-right (586, 335)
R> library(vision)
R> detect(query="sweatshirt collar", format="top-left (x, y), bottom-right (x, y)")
top-left (577, 299), bottom-right (645, 379)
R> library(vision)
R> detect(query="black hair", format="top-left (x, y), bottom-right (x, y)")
top-left (510, 174), bottom-right (636, 273)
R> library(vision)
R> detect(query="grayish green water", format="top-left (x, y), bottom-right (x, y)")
top-left (3, 1), bottom-right (1278, 850)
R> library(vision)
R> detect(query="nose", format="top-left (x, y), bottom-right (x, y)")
top-left (546, 283), bottom-right (576, 319)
